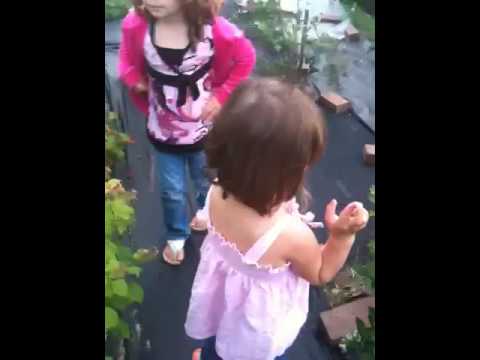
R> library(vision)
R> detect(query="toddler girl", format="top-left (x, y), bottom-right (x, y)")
top-left (185, 78), bottom-right (369, 359)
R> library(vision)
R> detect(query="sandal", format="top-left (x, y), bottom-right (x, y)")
top-left (162, 240), bottom-right (185, 266)
top-left (192, 348), bottom-right (201, 360)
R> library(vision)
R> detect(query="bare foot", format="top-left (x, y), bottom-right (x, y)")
top-left (190, 216), bottom-right (208, 232)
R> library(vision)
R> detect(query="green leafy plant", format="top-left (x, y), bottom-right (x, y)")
top-left (232, 1), bottom-right (347, 85)
top-left (232, 0), bottom-right (304, 81)
top-left (234, 1), bottom-right (298, 54)
top-left (342, 185), bottom-right (375, 359)
top-left (324, 266), bottom-right (369, 308)
top-left (105, 179), bottom-right (145, 339)
top-left (341, 1), bottom-right (375, 41)
top-left (354, 186), bottom-right (375, 294)
top-left (341, 0), bottom-right (375, 17)
top-left (105, 110), bottom-right (158, 359)
top-left (325, 186), bottom-right (375, 306)
top-left (105, 112), bottom-right (134, 176)
top-left (106, 0), bottom-right (130, 21)
top-left (353, 240), bottom-right (374, 294)
top-left (343, 307), bottom-right (375, 360)
top-left (368, 186), bottom-right (375, 217)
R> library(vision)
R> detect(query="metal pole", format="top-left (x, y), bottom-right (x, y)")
top-left (297, 7), bottom-right (309, 72)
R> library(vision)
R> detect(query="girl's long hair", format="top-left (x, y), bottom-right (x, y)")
top-left (143, 1), bottom-right (222, 48)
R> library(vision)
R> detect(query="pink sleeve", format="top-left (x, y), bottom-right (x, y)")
top-left (213, 36), bottom-right (256, 104)
top-left (118, 22), bottom-right (143, 89)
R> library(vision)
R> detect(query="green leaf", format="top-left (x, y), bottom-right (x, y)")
top-left (356, 317), bottom-right (368, 339)
top-left (110, 263), bottom-right (128, 279)
top-left (109, 198), bottom-right (134, 235)
top-left (133, 247), bottom-right (159, 264)
top-left (112, 279), bottom-right (128, 297)
top-left (118, 133), bottom-right (131, 144)
top-left (128, 281), bottom-right (144, 303)
top-left (127, 266), bottom-right (142, 277)
top-left (368, 307), bottom-right (375, 328)
top-left (105, 280), bottom-right (114, 299)
top-left (105, 242), bottom-right (117, 260)
top-left (105, 307), bottom-right (119, 329)
top-left (117, 245), bottom-right (133, 261)
top-left (117, 319), bottom-right (131, 339)
top-left (106, 258), bottom-right (120, 273)
top-left (109, 295), bottom-right (132, 311)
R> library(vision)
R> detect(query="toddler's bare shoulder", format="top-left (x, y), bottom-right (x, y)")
top-left (279, 215), bottom-right (317, 247)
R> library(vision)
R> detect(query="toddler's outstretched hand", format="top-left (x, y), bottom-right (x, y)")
top-left (287, 199), bottom-right (369, 285)
top-left (324, 199), bottom-right (369, 239)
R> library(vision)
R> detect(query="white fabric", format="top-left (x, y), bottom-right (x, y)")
top-left (167, 239), bottom-right (186, 253)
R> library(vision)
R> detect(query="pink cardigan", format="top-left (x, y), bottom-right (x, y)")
top-left (118, 10), bottom-right (256, 115)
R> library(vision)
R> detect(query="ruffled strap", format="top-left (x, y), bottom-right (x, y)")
top-left (285, 198), bottom-right (324, 229)
top-left (243, 218), bottom-right (290, 264)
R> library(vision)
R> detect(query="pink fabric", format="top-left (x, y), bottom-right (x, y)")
top-left (185, 188), bottom-right (311, 360)
top-left (143, 24), bottom-right (214, 144)
top-left (118, 10), bottom-right (256, 115)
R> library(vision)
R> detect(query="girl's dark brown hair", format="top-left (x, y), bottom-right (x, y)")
top-left (205, 78), bottom-right (326, 216)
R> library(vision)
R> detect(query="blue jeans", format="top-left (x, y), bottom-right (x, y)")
top-left (201, 337), bottom-right (288, 360)
top-left (155, 150), bottom-right (209, 241)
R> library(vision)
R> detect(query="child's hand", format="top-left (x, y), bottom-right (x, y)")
top-left (324, 200), bottom-right (369, 239)
top-left (200, 97), bottom-right (221, 122)
top-left (133, 81), bottom-right (148, 94)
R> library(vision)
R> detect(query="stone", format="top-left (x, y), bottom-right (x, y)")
top-left (363, 144), bottom-right (375, 166)
top-left (319, 92), bottom-right (352, 113)
top-left (320, 296), bottom-right (375, 343)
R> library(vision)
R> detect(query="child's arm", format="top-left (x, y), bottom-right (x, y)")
top-left (286, 200), bottom-right (369, 286)
top-left (118, 18), bottom-right (147, 93)
top-left (200, 36), bottom-right (256, 121)
top-left (213, 36), bottom-right (256, 105)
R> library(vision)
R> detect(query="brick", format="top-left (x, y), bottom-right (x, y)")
top-left (320, 14), bottom-right (342, 24)
top-left (345, 24), bottom-right (360, 41)
top-left (363, 144), bottom-right (375, 166)
top-left (320, 296), bottom-right (375, 343)
top-left (319, 92), bottom-right (351, 113)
